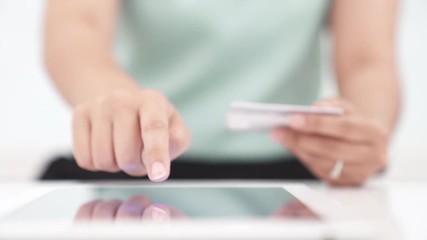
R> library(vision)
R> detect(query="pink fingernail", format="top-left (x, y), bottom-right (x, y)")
top-left (143, 205), bottom-right (170, 222)
top-left (151, 206), bottom-right (169, 221)
top-left (289, 115), bottom-right (306, 129)
top-left (150, 162), bottom-right (167, 182)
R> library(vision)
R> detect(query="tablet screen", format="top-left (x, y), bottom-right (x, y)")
top-left (3, 186), bottom-right (319, 223)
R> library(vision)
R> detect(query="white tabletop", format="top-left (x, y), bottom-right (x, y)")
top-left (0, 180), bottom-right (425, 240)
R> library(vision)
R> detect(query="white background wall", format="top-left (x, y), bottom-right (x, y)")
top-left (0, 0), bottom-right (71, 180)
top-left (0, 0), bottom-right (426, 181)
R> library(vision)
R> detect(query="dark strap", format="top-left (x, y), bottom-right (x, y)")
top-left (39, 155), bottom-right (316, 180)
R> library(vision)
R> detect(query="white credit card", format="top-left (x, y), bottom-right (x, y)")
top-left (227, 101), bottom-right (344, 131)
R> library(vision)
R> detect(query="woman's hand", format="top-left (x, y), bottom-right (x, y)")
top-left (271, 98), bottom-right (390, 186)
top-left (72, 89), bottom-right (191, 182)
top-left (74, 195), bottom-right (186, 223)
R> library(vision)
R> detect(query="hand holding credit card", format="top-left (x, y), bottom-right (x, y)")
top-left (227, 101), bottom-right (344, 131)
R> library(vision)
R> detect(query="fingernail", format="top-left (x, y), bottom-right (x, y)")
top-left (150, 206), bottom-right (169, 221)
top-left (289, 115), bottom-right (306, 129)
top-left (150, 162), bottom-right (167, 182)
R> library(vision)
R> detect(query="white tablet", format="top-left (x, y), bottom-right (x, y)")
top-left (0, 182), bottom-right (378, 239)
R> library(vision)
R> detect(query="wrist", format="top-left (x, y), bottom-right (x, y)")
top-left (69, 69), bottom-right (141, 107)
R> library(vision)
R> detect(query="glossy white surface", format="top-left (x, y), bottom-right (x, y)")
top-left (0, 181), bottom-right (424, 239)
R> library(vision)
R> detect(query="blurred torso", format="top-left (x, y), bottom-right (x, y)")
top-left (114, 0), bottom-right (330, 162)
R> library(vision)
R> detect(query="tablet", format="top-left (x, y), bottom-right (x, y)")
top-left (0, 183), bottom-right (377, 239)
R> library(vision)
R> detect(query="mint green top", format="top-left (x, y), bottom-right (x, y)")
top-left (115, 0), bottom-right (330, 163)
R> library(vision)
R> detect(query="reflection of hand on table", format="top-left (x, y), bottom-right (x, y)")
top-left (74, 195), bottom-right (186, 223)
top-left (270, 200), bottom-right (318, 219)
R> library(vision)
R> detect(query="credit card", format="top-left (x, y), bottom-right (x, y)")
top-left (227, 101), bottom-right (344, 131)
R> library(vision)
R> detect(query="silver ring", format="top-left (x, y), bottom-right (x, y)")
top-left (329, 160), bottom-right (344, 180)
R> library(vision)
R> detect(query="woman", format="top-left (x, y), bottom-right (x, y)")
top-left (43, 0), bottom-right (400, 186)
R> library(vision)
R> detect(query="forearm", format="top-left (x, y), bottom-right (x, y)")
top-left (337, 60), bottom-right (401, 132)
top-left (45, 44), bottom-right (139, 106)
top-left (44, 0), bottom-right (138, 107)
top-left (45, 28), bottom-right (140, 107)
top-left (330, 0), bottom-right (399, 133)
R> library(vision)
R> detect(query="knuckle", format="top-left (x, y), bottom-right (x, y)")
top-left (338, 119), bottom-right (353, 136)
top-left (141, 89), bottom-right (164, 100)
top-left (143, 120), bottom-right (168, 133)
top-left (141, 89), bottom-right (169, 108)
top-left (73, 104), bottom-right (87, 115)
top-left (110, 89), bottom-right (129, 100)
top-left (306, 116), bottom-right (320, 130)
top-left (94, 95), bottom-right (108, 107)
top-left (90, 97), bottom-right (113, 120)
top-left (114, 103), bottom-right (135, 117)
top-left (322, 140), bottom-right (339, 155)
top-left (91, 97), bottom-right (111, 117)
top-left (73, 105), bottom-right (88, 118)
top-left (146, 146), bottom-right (168, 162)
top-left (308, 116), bottom-right (327, 133)
top-left (110, 91), bottom-right (135, 111)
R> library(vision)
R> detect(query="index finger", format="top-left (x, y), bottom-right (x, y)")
top-left (139, 101), bottom-right (171, 182)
